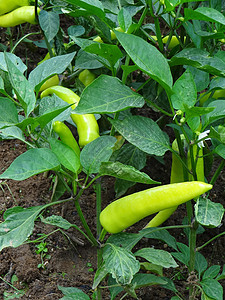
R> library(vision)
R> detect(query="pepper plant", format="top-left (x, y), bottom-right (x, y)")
top-left (1, 0), bottom-right (225, 299)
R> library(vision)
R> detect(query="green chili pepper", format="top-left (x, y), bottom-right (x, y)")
top-left (52, 121), bottom-right (80, 158)
top-left (145, 137), bottom-right (205, 228)
top-left (37, 51), bottom-right (59, 92)
top-left (0, 6), bottom-right (40, 27)
top-left (78, 70), bottom-right (96, 87)
top-left (100, 181), bottom-right (212, 234)
top-left (40, 86), bottom-right (100, 147)
top-left (70, 113), bottom-right (100, 147)
top-left (145, 138), bottom-right (184, 228)
top-left (0, 0), bottom-right (31, 16)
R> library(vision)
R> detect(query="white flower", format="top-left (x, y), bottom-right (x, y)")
top-left (197, 130), bottom-right (210, 148)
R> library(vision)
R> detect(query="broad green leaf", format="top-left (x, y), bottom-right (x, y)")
top-left (99, 161), bottom-right (160, 184)
top-left (40, 215), bottom-right (73, 230)
top-left (203, 266), bottom-right (221, 280)
top-left (71, 38), bottom-right (122, 68)
top-left (58, 286), bottom-right (90, 300)
top-left (185, 7), bottom-right (225, 26)
top-left (135, 248), bottom-right (178, 268)
top-left (15, 101), bottom-right (71, 133)
top-left (92, 263), bottom-right (108, 290)
top-left (74, 50), bottom-right (103, 70)
top-left (28, 52), bottom-right (76, 91)
top-left (0, 205), bottom-right (44, 251)
top-left (142, 228), bottom-right (178, 250)
top-left (0, 148), bottom-right (60, 180)
top-left (118, 8), bottom-right (132, 32)
top-left (0, 52), bottom-right (27, 73)
top-left (195, 197), bottom-right (224, 228)
top-left (210, 77), bottom-right (225, 90)
top-left (107, 232), bottom-right (147, 251)
top-left (38, 95), bottom-right (72, 126)
top-left (80, 136), bottom-right (116, 174)
top-left (200, 278), bottom-right (223, 300)
top-left (0, 97), bottom-right (18, 125)
top-left (110, 116), bottom-right (170, 156)
top-left (5, 53), bottom-right (36, 116)
top-left (62, 0), bottom-right (105, 19)
top-left (131, 273), bottom-right (166, 288)
top-left (113, 143), bottom-right (147, 197)
top-left (172, 242), bottom-right (190, 265)
top-left (216, 264), bottom-right (225, 281)
top-left (170, 48), bottom-right (225, 77)
top-left (204, 100), bottom-right (225, 125)
top-left (195, 252), bottom-right (208, 277)
top-left (115, 31), bottom-right (173, 94)
top-left (39, 10), bottom-right (60, 42)
top-left (49, 138), bottom-right (80, 174)
top-left (171, 68), bottom-right (197, 110)
top-left (103, 243), bottom-right (140, 285)
top-left (215, 144), bottom-right (225, 159)
top-left (75, 75), bottom-right (144, 114)
top-left (188, 66), bottom-right (210, 92)
top-left (0, 126), bottom-right (25, 142)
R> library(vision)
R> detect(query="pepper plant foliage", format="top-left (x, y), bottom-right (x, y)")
top-left (0, 0), bottom-right (225, 299)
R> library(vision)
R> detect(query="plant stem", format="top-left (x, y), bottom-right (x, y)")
top-left (196, 230), bottom-right (225, 252)
top-left (73, 189), bottom-right (98, 247)
top-left (95, 178), bottom-right (102, 238)
top-left (188, 220), bottom-right (198, 299)
top-left (210, 160), bottom-right (225, 185)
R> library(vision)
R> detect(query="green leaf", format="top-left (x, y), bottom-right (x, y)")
top-left (0, 148), bottom-right (60, 180)
top-left (75, 75), bottom-right (144, 114)
top-left (58, 285), bottom-right (90, 300)
top-left (0, 52), bottom-right (27, 73)
top-left (80, 136), bottom-right (116, 174)
top-left (39, 10), bottom-right (60, 42)
top-left (195, 197), bottom-right (224, 228)
top-left (171, 68), bottom-right (197, 110)
top-left (74, 50), bottom-right (103, 70)
top-left (0, 126), bottom-right (25, 142)
top-left (5, 52), bottom-right (36, 116)
top-left (195, 252), bottom-right (208, 277)
top-left (0, 97), bottom-right (18, 126)
top-left (115, 31), bottom-right (173, 94)
top-left (216, 264), bottom-right (225, 281)
top-left (107, 232), bottom-right (147, 251)
top-left (143, 228), bottom-right (178, 251)
top-left (203, 265), bottom-right (221, 280)
top-left (200, 278), bottom-right (223, 300)
top-left (0, 205), bottom-right (44, 251)
top-left (118, 8), bottom-right (132, 32)
top-left (103, 243), bottom-right (140, 285)
top-left (40, 215), bottom-right (73, 230)
top-left (215, 144), bottom-right (225, 159)
top-left (131, 273), bottom-right (166, 288)
top-left (171, 242), bottom-right (190, 265)
top-left (71, 38), bottom-right (123, 68)
top-left (99, 161), bottom-right (160, 184)
top-left (92, 263), bottom-right (108, 290)
top-left (204, 100), bottom-right (225, 125)
top-left (62, 0), bottom-right (105, 19)
top-left (110, 115), bottom-right (170, 156)
top-left (135, 248), bottom-right (178, 268)
top-left (170, 48), bottom-right (225, 77)
top-left (49, 138), bottom-right (80, 174)
top-left (28, 52), bottom-right (76, 91)
top-left (185, 7), bottom-right (225, 26)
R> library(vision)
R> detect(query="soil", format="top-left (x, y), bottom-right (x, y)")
top-left (0, 19), bottom-right (225, 300)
